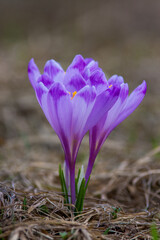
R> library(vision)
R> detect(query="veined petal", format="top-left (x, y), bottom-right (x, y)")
top-left (83, 60), bottom-right (101, 80)
top-left (53, 71), bottom-right (66, 83)
top-left (68, 55), bottom-right (86, 72)
top-left (108, 83), bottom-right (129, 111)
top-left (37, 72), bottom-right (65, 89)
top-left (103, 83), bottom-right (129, 134)
top-left (89, 70), bottom-right (108, 94)
top-left (63, 68), bottom-right (86, 92)
top-left (47, 82), bottom-right (72, 142)
top-left (112, 80), bottom-right (147, 129)
top-left (35, 81), bottom-right (48, 106)
top-left (28, 58), bottom-right (41, 89)
top-left (82, 68), bottom-right (90, 80)
top-left (84, 58), bottom-right (93, 64)
top-left (71, 85), bottom-right (96, 136)
top-left (86, 60), bottom-right (99, 72)
top-left (37, 74), bottom-right (53, 89)
top-left (108, 74), bottom-right (124, 86)
top-left (35, 82), bottom-right (52, 127)
top-left (44, 59), bottom-right (64, 79)
top-left (84, 84), bottom-right (120, 133)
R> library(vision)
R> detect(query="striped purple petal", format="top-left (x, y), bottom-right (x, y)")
top-left (44, 59), bottom-right (64, 79)
top-left (28, 58), bottom-right (41, 89)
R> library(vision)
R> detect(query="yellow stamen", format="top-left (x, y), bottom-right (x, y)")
top-left (109, 85), bottom-right (112, 88)
top-left (71, 91), bottom-right (77, 99)
top-left (68, 91), bottom-right (77, 99)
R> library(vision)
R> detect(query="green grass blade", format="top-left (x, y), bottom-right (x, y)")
top-left (59, 164), bottom-right (69, 204)
top-left (150, 223), bottom-right (159, 240)
top-left (75, 178), bottom-right (85, 213)
top-left (22, 196), bottom-right (27, 210)
top-left (77, 168), bottom-right (81, 183)
top-left (75, 177), bottom-right (78, 197)
top-left (61, 170), bottom-right (69, 204)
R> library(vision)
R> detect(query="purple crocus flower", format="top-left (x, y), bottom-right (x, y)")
top-left (85, 75), bottom-right (147, 182)
top-left (28, 55), bottom-right (120, 204)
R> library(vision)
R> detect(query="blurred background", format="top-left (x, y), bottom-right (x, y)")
top-left (0, 0), bottom-right (160, 184)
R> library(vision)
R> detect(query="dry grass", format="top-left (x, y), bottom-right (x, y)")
top-left (0, 142), bottom-right (160, 239)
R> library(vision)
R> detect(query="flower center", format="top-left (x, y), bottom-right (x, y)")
top-left (69, 91), bottom-right (77, 99)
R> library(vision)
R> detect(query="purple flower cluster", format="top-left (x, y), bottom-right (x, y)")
top-left (28, 55), bottom-right (147, 205)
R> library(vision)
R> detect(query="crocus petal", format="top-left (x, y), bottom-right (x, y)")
top-left (63, 68), bottom-right (86, 92)
top-left (86, 60), bottom-right (99, 72)
top-left (68, 55), bottom-right (86, 72)
top-left (102, 83), bottom-right (129, 136)
top-left (111, 80), bottom-right (147, 130)
top-left (34, 82), bottom-right (53, 126)
top-left (35, 81), bottom-right (48, 106)
top-left (89, 70), bottom-right (108, 94)
top-left (46, 82), bottom-right (73, 189)
top-left (47, 82), bottom-right (72, 142)
top-left (84, 58), bottom-right (93, 64)
top-left (28, 58), bottom-right (41, 89)
top-left (84, 84), bottom-right (120, 133)
top-left (47, 82), bottom-right (75, 180)
top-left (108, 74), bottom-right (124, 86)
top-left (83, 60), bottom-right (101, 80)
top-left (44, 59), bottom-right (64, 79)
top-left (37, 74), bottom-right (53, 89)
top-left (72, 85), bottom-right (96, 137)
